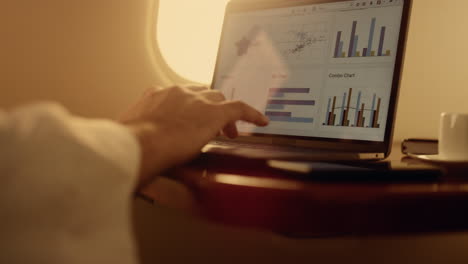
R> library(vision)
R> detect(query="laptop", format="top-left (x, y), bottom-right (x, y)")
top-left (204, 0), bottom-right (412, 161)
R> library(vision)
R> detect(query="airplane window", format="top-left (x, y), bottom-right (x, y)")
top-left (157, 0), bottom-right (230, 84)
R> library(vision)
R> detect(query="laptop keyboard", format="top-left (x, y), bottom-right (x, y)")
top-left (210, 140), bottom-right (326, 154)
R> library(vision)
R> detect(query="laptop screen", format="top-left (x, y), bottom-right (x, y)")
top-left (213, 0), bottom-right (405, 142)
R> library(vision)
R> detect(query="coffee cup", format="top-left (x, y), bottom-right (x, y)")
top-left (439, 113), bottom-right (468, 161)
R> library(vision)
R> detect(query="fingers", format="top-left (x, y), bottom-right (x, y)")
top-left (187, 86), bottom-right (209, 92)
top-left (173, 86), bottom-right (227, 103)
top-left (222, 122), bottom-right (239, 138)
top-left (186, 86), bottom-right (228, 103)
top-left (143, 88), bottom-right (154, 96)
top-left (221, 101), bottom-right (269, 127)
top-left (186, 86), bottom-right (227, 103)
top-left (151, 85), bottom-right (210, 94)
top-left (147, 85), bottom-right (268, 128)
top-left (143, 86), bottom-right (163, 96)
top-left (200, 90), bottom-right (226, 103)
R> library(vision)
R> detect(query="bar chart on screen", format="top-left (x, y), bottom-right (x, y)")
top-left (265, 87), bottom-right (316, 124)
top-left (333, 17), bottom-right (390, 58)
top-left (322, 88), bottom-right (384, 129)
top-left (330, 5), bottom-right (402, 63)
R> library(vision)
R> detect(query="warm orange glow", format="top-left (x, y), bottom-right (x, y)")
top-left (157, 0), bottom-right (230, 84)
top-left (215, 174), bottom-right (301, 190)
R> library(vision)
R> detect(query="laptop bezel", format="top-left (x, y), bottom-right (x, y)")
top-left (210, 0), bottom-right (413, 158)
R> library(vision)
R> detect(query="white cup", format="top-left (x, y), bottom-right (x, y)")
top-left (439, 113), bottom-right (468, 161)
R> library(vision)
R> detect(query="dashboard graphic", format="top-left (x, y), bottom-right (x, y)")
top-left (234, 26), bottom-right (261, 56)
top-left (333, 17), bottom-right (391, 58)
top-left (232, 22), bottom-right (329, 64)
top-left (265, 88), bottom-right (315, 124)
top-left (323, 88), bottom-right (383, 128)
top-left (235, 37), bottom-right (252, 56)
top-left (273, 23), bottom-right (328, 63)
top-left (213, 0), bottom-right (404, 142)
top-left (330, 5), bottom-right (402, 63)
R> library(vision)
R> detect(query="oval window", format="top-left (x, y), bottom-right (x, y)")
top-left (157, 0), bottom-right (230, 84)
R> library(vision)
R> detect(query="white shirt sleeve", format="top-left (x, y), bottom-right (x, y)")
top-left (0, 103), bottom-right (141, 264)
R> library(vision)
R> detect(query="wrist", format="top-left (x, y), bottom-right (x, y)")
top-left (125, 122), bottom-right (172, 188)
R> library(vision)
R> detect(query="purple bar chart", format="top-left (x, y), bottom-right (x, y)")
top-left (265, 88), bottom-right (315, 124)
top-left (333, 17), bottom-right (391, 58)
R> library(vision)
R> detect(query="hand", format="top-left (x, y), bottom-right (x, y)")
top-left (119, 85), bottom-right (269, 187)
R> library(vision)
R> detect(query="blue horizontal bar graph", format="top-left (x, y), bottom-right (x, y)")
top-left (269, 93), bottom-right (285, 98)
top-left (266, 104), bottom-right (285, 110)
top-left (267, 100), bottom-right (315, 106)
top-left (265, 111), bottom-right (292, 117)
top-left (268, 116), bottom-right (314, 123)
top-left (269, 88), bottom-right (310, 94)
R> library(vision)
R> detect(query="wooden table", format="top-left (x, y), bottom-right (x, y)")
top-left (141, 143), bottom-right (468, 237)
